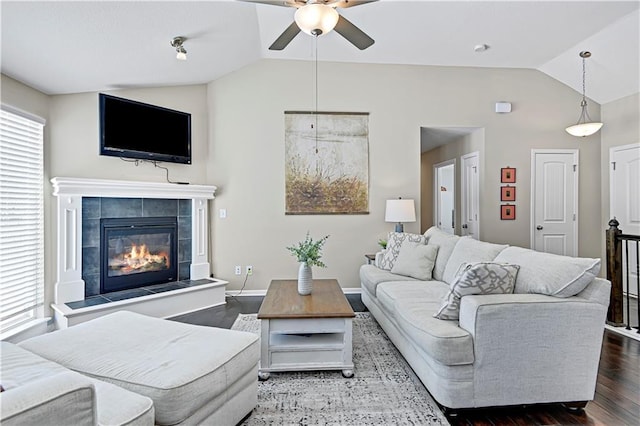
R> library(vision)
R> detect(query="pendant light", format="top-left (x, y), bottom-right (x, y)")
top-left (565, 51), bottom-right (603, 137)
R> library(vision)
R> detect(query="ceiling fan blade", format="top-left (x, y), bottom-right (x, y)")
top-left (269, 21), bottom-right (302, 50)
top-left (329, 0), bottom-right (378, 9)
top-left (333, 14), bottom-right (374, 50)
top-left (238, 0), bottom-right (301, 8)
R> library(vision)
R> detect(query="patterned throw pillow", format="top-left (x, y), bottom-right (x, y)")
top-left (433, 262), bottom-right (520, 320)
top-left (378, 232), bottom-right (427, 271)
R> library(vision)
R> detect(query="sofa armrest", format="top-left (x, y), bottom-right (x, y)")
top-left (457, 293), bottom-right (608, 406)
top-left (0, 371), bottom-right (97, 426)
top-left (374, 250), bottom-right (386, 268)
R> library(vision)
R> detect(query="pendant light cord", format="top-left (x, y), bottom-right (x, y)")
top-left (581, 55), bottom-right (586, 103)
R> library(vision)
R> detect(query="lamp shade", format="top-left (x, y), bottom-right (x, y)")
top-left (294, 4), bottom-right (339, 36)
top-left (385, 199), bottom-right (416, 223)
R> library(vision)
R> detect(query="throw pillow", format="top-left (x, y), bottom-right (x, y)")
top-left (378, 232), bottom-right (427, 271)
top-left (391, 241), bottom-right (439, 280)
top-left (441, 237), bottom-right (508, 284)
top-left (423, 226), bottom-right (461, 281)
top-left (494, 246), bottom-right (600, 297)
top-left (433, 262), bottom-right (520, 320)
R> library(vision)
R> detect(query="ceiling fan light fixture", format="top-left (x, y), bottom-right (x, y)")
top-left (295, 4), bottom-right (339, 36)
top-left (565, 51), bottom-right (602, 137)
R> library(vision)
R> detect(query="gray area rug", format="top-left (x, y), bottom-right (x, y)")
top-left (232, 312), bottom-right (449, 425)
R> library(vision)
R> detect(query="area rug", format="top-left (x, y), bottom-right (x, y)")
top-left (232, 312), bottom-right (449, 425)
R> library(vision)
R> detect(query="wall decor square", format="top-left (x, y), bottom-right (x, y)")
top-left (501, 204), bottom-right (516, 220)
top-left (500, 185), bottom-right (516, 201)
top-left (501, 167), bottom-right (516, 183)
top-left (285, 112), bottom-right (369, 214)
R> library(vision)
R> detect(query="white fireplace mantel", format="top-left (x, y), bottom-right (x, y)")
top-left (51, 177), bottom-right (218, 305)
top-left (51, 177), bottom-right (217, 200)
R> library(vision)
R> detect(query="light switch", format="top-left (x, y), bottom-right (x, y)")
top-left (219, 208), bottom-right (227, 219)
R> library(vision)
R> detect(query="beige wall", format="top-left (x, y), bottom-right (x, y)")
top-left (3, 59), bottom-right (616, 302)
top-left (599, 92), bottom-right (640, 267)
top-left (208, 59), bottom-right (604, 292)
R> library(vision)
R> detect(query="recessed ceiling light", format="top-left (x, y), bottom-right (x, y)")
top-left (474, 44), bottom-right (490, 53)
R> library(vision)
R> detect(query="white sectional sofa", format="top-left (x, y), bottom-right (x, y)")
top-left (1, 311), bottom-right (259, 426)
top-left (360, 226), bottom-right (610, 410)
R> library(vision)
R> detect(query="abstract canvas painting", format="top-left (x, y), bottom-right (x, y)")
top-left (285, 112), bottom-right (369, 214)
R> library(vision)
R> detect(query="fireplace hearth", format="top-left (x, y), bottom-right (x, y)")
top-left (101, 217), bottom-right (178, 294)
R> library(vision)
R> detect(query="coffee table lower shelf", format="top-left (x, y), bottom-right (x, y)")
top-left (258, 317), bottom-right (354, 380)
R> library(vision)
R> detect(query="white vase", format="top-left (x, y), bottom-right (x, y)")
top-left (298, 262), bottom-right (313, 295)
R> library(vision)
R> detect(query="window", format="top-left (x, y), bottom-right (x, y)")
top-left (0, 106), bottom-right (45, 334)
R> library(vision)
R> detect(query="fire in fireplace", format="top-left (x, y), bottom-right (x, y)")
top-left (100, 217), bottom-right (178, 293)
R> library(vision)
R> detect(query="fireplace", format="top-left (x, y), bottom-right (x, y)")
top-left (100, 217), bottom-right (178, 294)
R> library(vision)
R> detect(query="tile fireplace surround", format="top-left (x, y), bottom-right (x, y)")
top-left (50, 177), bottom-right (227, 328)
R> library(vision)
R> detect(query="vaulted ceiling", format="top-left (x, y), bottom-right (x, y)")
top-left (2, 1), bottom-right (638, 105)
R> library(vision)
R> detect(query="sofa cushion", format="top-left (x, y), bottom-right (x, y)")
top-left (434, 262), bottom-right (520, 320)
top-left (442, 237), bottom-right (508, 284)
top-left (494, 246), bottom-right (600, 297)
top-left (378, 232), bottom-right (427, 270)
top-left (391, 241), bottom-right (439, 280)
top-left (20, 311), bottom-right (259, 426)
top-left (424, 226), bottom-right (461, 281)
top-left (395, 300), bottom-right (475, 366)
top-left (360, 264), bottom-right (417, 296)
top-left (377, 281), bottom-right (450, 315)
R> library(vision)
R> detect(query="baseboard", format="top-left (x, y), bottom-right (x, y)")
top-left (225, 287), bottom-right (362, 297)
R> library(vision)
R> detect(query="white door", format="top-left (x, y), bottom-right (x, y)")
top-left (610, 143), bottom-right (640, 297)
top-left (434, 160), bottom-right (455, 234)
top-left (531, 150), bottom-right (578, 256)
top-left (461, 152), bottom-right (480, 239)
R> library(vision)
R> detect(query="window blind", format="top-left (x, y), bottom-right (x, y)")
top-left (0, 107), bottom-right (45, 333)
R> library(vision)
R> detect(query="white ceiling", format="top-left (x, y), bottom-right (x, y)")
top-left (2, 1), bottom-right (638, 105)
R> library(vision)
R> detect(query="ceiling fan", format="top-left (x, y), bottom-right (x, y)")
top-left (242, 0), bottom-right (377, 50)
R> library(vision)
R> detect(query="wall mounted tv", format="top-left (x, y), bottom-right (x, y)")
top-left (99, 93), bottom-right (191, 164)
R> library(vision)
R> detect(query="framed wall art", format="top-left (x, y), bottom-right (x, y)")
top-left (284, 111), bottom-right (369, 215)
top-left (500, 185), bottom-right (516, 202)
top-left (501, 204), bottom-right (516, 220)
top-left (501, 167), bottom-right (516, 183)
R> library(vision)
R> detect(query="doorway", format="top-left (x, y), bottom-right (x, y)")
top-left (531, 149), bottom-right (579, 256)
top-left (434, 160), bottom-right (455, 234)
top-left (461, 151), bottom-right (480, 239)
top-left (610, 143), bottom-right (640, 297)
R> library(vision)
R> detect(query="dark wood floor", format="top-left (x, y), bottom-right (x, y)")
top-left (171, 295), bottom-right (640, 426)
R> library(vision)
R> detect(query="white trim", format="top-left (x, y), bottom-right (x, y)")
top-left (1, 103), bottom-right (46, 125)
top-left (51, 177), bottom-right (216, 200)
top-left (0, 318), bottom-right (52, 343)
top-left (225, 287), bottom-right (361, 298)
top-left (530, 149), bottom-right (579, 255)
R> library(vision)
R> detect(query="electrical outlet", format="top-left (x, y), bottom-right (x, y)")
top-left (246, 265), bottom-right (253, 275)
top-left (234, 265), bottom-right (241, 275)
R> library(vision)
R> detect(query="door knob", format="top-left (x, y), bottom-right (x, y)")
top-left (536, 225), bottom-right (543, 230)
top-left (462, 224), bottom-right (468, 229)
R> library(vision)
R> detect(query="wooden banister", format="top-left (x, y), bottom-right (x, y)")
top-left (606, 218), bottom-right (624, 326)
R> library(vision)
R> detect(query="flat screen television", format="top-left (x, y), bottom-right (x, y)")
top-left (99, 93), bottom-right (191, 164)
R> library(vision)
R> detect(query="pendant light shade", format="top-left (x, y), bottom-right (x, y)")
top-left (565, 51), bottom-right (602, 137)
top-left (295, 4), bottom-right (339, 36)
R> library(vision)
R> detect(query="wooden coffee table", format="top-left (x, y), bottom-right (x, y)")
top-left (257, 279), bottom-right (356, 380)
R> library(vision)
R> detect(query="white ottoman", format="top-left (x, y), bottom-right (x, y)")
top-left (19, 311), bottom-right (259, 426)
